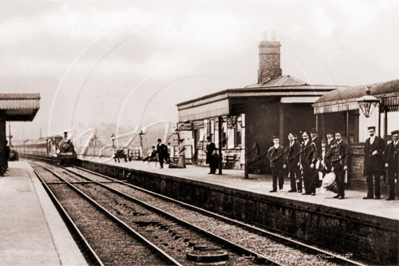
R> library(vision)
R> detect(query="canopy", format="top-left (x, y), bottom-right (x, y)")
top-left (313, 79), bottom-right (399, 114)
top-left (0, 93), bottom-right (40, 121)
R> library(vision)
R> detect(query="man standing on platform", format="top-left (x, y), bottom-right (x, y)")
top-left (206, 137), bottom-right (216, 174)
top-left (299, 131), bottom-right (317, 195)
top-left (363, 126), bottom-right (385, 199)
top-left (383, 130), bottom-right (399, 200)
top-left (330, 132), bottom-right (350, 199)
top-left (4, 140), bottom-right (10, 172)
top-left (311, 128), bottom-right (323, 189)
top-left (324, 133), bottom-right (336, 174)
top-left (267, 136), bottom-right (285, 192)
top-left (283, 133), bottom-right (302, 193)
top-left (156, 139), bottom-right (168, 169)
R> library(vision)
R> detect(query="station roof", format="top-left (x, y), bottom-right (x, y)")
top-left (0, 93), bottom-right (40, 121)
top-left (313, 79), bottom-right (399, 114)
top-left (177, 75), bottom-right (347, 122)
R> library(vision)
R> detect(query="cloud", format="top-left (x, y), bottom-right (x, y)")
top-left (331, 0), bottom-right (397, 31)
top-left (311, 6), bottom-right (337, 38)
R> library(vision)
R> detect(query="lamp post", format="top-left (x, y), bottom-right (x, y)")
top-left (139, 130), bottom-right (145, 159)
top-left (92, 135), bottom-right (98, 147)
top-left (357, 85), bottom-right (381, 136)
top-left (110, 133), bottom-right (115, 148)
top-left (356, 86), bottom-right (379, 118)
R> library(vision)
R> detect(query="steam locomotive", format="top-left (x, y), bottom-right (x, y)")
top-left (14, 132), bottom-right (77, 166)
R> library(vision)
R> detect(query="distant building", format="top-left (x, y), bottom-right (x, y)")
top-left (177, 34), bottom-right (346, 177)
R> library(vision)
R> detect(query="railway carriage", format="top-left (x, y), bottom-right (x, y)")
top-left (14, 134), bottom-right (77, 166)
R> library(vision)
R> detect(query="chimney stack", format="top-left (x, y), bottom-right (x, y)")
top-left (64, 132), bottom-right (68, 139)
top-left (258, 31), bottom-right (282, 84)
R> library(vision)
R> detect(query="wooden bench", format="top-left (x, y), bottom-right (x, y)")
top-left (222, 154), bottom-right (236, 168)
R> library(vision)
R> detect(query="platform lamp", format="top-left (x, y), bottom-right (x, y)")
top-left (92, 135), bottom-right (98, 147)
top-left (138, 130), bottom-right (145, 159)
top-left (110, 133), bottom-right (115, 148)
top-left (356, 86), bottom-right (379, 118)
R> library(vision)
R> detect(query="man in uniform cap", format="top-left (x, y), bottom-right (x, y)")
top-left (267, 136), bottom-right (285, 192)
top-left (363, 126), bottom-right (385, 199)
top-left (299, 131), bottom-right (317, 195)
top-left (283, 133), bottom-right (302, 193)
top-left (311, 128), bottom-right (322, 190)
top-left (324, 132), bottom-right (336, 175)
top-left (383, 130), bottom-right (399, 200)
top-left (330, 132), bottom-right (350, 199)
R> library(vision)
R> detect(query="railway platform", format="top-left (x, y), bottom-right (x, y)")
top-left (77, 156), bottom-right (399, 264)
top-left (82, 156), bottom-right (399, 220)
top-left (0, 161), bottom-right (87, 266)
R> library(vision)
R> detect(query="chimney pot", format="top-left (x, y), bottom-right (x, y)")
top-left (262, 31), bottom-right (268, 41)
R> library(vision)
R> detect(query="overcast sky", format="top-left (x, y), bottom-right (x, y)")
top-left (1, 0), bottom-right (398, 141)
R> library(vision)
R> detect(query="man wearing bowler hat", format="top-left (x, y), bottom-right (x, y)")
top-left (363, 126), bottom-right (385, 199)
top-left (267, 136), bottom-right (285, 192)
top-left (383, 130), bottom-right (399, 200)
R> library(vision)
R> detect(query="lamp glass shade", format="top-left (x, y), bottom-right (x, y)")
top-left (356, 95), bottom-right (379, 118)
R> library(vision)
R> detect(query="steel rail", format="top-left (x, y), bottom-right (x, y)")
top-left (49, 165), bottom-right (283, 265)
top-left (72, 165), bottom-right (369, 266)
top-left (32, 163), bottom-right (183, 266)
top-left (33, 169), bottom-right (104, 266)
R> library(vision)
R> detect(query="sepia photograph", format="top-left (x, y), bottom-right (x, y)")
top-left (0, 0), bottom-right (398, 265)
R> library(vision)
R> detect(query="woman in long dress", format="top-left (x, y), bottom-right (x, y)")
top-left (177, 139), bottom-right (186, 168)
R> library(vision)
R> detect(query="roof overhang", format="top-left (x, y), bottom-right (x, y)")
top-left (313, 80), bottom-right (399, 114)
top-left (178, 85), bottom-right (341, 122)
top-left (280, 96), bottom-right (320, 103)
top-left (0, 93), bottom-right (40, 121)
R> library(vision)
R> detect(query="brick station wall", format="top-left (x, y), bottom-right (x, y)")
top-left (77, 159), bottom-right (398, 265)
top-left (349, 143), bottom-right (389, 194)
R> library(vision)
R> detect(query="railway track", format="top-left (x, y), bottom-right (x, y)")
top-left (32, 161), bottom-right (282, 265)
top-left (33, 163), bottom-right (183, 266)
top-left (31, 160), bottom-right (368, 266)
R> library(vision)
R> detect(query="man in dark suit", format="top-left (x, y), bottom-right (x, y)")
top-left (156, 139), bottom-right (168, 169)
top-left (299, 131), bottom-right (317, 195)
top-left (5, 140), bottom-right (10, 171)
top-left (363, 126), bottom-right (385, 199)
top-left (383, 130), bottom-right (399, 200)
top-left (206, 137), bottom-right (216, 174)
top-left (330, 132), bottom-right (350, 199)
top-left (324, 133), bottom-right (336, 174)
top-left (267, 136), bottom-right (285, 192)
top-left (311, 128), bottom-right (322, 190)
top-left (283, 133), bottom-right (302, 193)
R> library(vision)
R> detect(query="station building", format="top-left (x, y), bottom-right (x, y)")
top-left (0, 93), bottom-right (40, 175)
top-left (176, 37), bottom-right (346, 177)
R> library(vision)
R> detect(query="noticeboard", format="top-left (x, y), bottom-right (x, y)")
top-left (177, 122), bottom-right (192, 131)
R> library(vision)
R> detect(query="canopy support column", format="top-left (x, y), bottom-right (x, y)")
top-left (0, 112), bottom-right (5, 176)
top-left (218, 116), bottom-right (222, 175)
top-left (384, 108), bottom-right (388, 138)
top-left (279, 104), bottom-right (284, 146)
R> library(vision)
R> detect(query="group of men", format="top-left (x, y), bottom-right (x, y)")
top-left (267, 126), bottom-right (399, 201)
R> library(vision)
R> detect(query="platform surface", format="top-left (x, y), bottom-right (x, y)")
top-left (82, 156), bottom-right (399, 221)
top-left (0, 161), bottom-right (87, 266)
